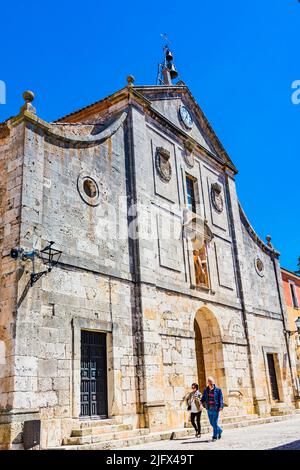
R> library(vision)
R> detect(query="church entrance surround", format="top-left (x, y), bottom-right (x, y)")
top-left (80, 330), bottom-right (108, 419)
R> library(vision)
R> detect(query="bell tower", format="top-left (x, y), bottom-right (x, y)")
top-left (156, 35), bottom-right (179, 85)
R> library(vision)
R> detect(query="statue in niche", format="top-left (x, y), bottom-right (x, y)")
top-left (193, 245), bottom-right (209, 287)
top-left (182, 209), bottom-right (213, 289)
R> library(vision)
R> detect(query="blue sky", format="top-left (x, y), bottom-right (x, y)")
top-left (1, 0), bottom-right (299, 271)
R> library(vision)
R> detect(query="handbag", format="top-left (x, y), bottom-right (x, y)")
top-left (187, 405), bottom-right (191, 411)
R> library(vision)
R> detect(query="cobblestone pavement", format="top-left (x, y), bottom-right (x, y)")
top-left (123, 417), bottom-right (300, 450)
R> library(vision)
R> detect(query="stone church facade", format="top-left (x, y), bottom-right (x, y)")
top-left (0, 78), bottom-right (298, 449)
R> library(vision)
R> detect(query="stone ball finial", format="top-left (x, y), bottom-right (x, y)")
top-left (127, 75), bottom-right (135, 86)
top-left (20, 90), bottom-right (36, 115)
top-left (23, 90), bottom-right (35, 103)
top-left (266, 235), bottom-right (272, 246)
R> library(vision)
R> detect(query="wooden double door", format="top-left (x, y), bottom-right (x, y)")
top-left (80, 331), bottom-right (108, 418)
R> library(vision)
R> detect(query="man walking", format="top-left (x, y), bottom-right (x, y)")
top-left (201, 376), bottom-right (224, 442)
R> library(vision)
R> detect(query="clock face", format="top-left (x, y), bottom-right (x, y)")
top-left (179, 105), bottom-right (193, 129)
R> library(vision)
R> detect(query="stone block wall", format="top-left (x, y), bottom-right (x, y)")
top-left (0, 120), bottom-right (25, 449)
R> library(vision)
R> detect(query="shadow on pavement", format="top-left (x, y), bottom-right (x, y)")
top-left (181, 439), bottom-right (212, 444)
top-left (270, 440), bottom-right (300, 450)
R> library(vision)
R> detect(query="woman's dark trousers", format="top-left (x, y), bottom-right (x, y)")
top-left (190, 411), bottom-right (202, 434)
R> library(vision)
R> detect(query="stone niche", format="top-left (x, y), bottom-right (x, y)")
top-left (214, 239), bottom-right (236, 291)
top-left (156, 211), bottom-right (184, 273)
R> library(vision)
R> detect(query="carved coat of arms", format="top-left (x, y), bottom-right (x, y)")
top-left (155, 147), bottom-right (172, 182)
top-left (211, 182), bottom-right (224, 213)
top-left (183, 141), bottom-right (195, 168)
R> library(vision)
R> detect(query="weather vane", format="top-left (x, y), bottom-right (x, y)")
top-left (160, 33), bottom-right (171, 46)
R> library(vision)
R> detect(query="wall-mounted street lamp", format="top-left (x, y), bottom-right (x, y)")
top-left (10, 241), bottom-right (62, 287)
top-left (284, 317), bottom-right (300, 337)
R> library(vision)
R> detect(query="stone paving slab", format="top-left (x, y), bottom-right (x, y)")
top-left (121, 417), bottom-right (300, 450)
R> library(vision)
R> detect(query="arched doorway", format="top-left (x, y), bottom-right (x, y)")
top-left (194, 307), bottom-right (227, 394)
top-left (194, 320), bottom-right (206, 392)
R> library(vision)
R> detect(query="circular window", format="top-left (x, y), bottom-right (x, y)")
top-left (255, 257), bottom-right (264, 277)
top-left (83, 178), bottom-right (98, 198)
top-left (77, 174), bottom-right (100, 206)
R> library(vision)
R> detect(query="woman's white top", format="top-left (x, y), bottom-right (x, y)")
top-left (190, 390), bottom-right (201, 413)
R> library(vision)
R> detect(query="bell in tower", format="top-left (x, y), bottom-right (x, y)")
top-left (157, 35), bottom-right (180, 85)
top-left (167, 62), bottom-right (179, 80)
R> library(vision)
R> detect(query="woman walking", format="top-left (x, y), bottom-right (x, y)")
top-left (186, 383), bottom-right (202, 437)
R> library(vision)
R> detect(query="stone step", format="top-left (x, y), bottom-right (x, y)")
top-left (50, 411), bottom-right (300, 451)
top-left (79, 417), bottom-right (122, 429)
top-left (58, 431), bottom-right (163, 450)
top-left (220, 414), bottom-right (259, 423)
top-left (63, 428), bottom-right (149, 446)
top-left (185, 414), bottom-right (259, 428)
top-left (71, 424), bottom-right (132, 437)
top-left (270, 406), bottom-right (294, 416)
top-left (52, 413), bottom-right (300, 450)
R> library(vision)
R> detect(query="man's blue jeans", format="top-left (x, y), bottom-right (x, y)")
top-left (207, 409), bottom-right (222, 439)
